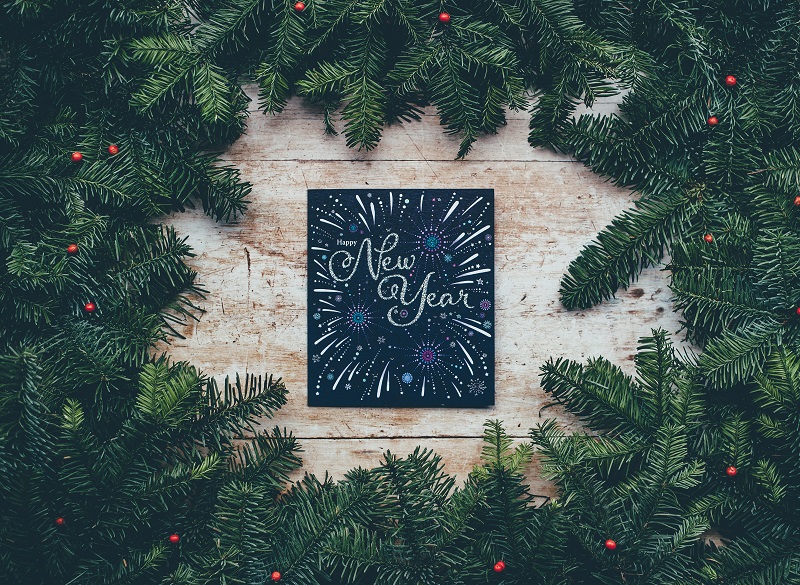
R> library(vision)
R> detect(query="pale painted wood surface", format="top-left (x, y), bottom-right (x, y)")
top-left (165, 86), bottom-right (682, 493)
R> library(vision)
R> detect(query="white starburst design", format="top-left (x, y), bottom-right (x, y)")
top-left (467, 379), bottom-right (486, 395)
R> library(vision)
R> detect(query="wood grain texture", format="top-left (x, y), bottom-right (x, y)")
top-left (164, 85), bottom-right (681, 487)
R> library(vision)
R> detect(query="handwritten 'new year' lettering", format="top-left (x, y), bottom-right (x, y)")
top-left (328, 233), bottom-right (472, 327)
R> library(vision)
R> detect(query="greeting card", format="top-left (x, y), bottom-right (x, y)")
top-left (308, 189), bottom-right (494, 407)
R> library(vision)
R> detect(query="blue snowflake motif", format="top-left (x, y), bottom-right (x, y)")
top-left (444, 254), bottom-right (453, 262)
top-left (326, 373), bottom-right (334, 381)
top-left (424, 235), bottom-right (441, 250)
top-left (335, 295), bottom-right (343, 302)
top-left (349, 223), bottom-right (358, 233)
top-left (401, 372), bottom-right (413, 384)
top-left (347, 308), bottom-right (369, 332)
top-left (483, 320), bottom-right (492, 330)
top-left (313, 312), bottom-right (321, 320)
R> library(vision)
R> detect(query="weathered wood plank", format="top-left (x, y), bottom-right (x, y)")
top-left (163, 88), bottom-right (680, 479)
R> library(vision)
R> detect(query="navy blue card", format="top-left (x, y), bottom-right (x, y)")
top-left (308, 189), bottom-right (494, 407)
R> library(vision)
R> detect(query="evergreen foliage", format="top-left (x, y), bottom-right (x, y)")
top-left (130, 0), bottom-right (625, 158)
top-left (535, 331), bottom-right (709, 584)
top-left (3, 0), bottom-right (800, 583)
top-left (560, 0), bottom-right (800, 322)
top-left (535, 335), bottom-right (800, 583)
top-left (698, 347), bottom-right (800, 584)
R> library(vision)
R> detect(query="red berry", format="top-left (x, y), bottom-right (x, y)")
top-left (605, 539), bottom-right (617, 551)
top-left (108, 144), bottom-right (119, 155)
top-left (55, 517), bottom-right (65, 526)
top-left (793, 196), bottom-right (800, 206)
top-left (707, 116), bottom-right (719, 126)
top-left (67, 243), bottom-right (79, 255)
top-left (271, 571), bottom-right (281, 582)
top-left (84, 302), bottom-right (96, 313)
top-left (294, 1), bottom-right (305, 11)
top-left (725, 75), bottom-right (737, 87)
top-left (493, 561), bottom-right (506, 573)
top-left (438, 12), bottom-right (451, 23)
top-left (70, 151), bottom-right (83, 162)
top-left (168, 533), bottom-right (180, 544)
top-left (726, 466), bottom-right (738, 477)
top-left (795, 307), bottom-right (800, 316)
top-left (703, 233), bottom-right (714, 243)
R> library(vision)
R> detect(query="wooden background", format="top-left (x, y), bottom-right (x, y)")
top-left (165, 86), bottom-right (682, 494)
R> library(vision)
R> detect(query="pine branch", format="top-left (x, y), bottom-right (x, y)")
top-left (540, 354), bottom-right (650, 435)
top-left (196, 373), bottom-right (287, 451)
top-left (256, 0), bottom-right (308, 113)
top-left (560, 188), bottom-right (695, 309)
top-left (273, 472), bottom-right (380, 584)
top-left (229, 427), bottom-right (302, 491)
top-left (135, 361), bottom-right (203, 427)
top-left (698, 320), bottom-right (783, 389)
top-left (762, 147), bottom-right (800, 193)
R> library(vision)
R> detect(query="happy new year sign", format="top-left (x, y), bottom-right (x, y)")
top-left (308, 189), bottom-right (494, 407)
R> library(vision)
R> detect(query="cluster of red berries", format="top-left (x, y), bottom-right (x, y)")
top-left (161, 534), bottom-right (281, 582)
top-left (64, 242), bottom-right (98, 313)
top-left (67, 146), bottom-right (120, 314)
top-left (707, 75), bottom-right (738, 126)
top-left (293, 2), bottom-right (451, 24)
top-left (71, 144), bottom-right (119, 163)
